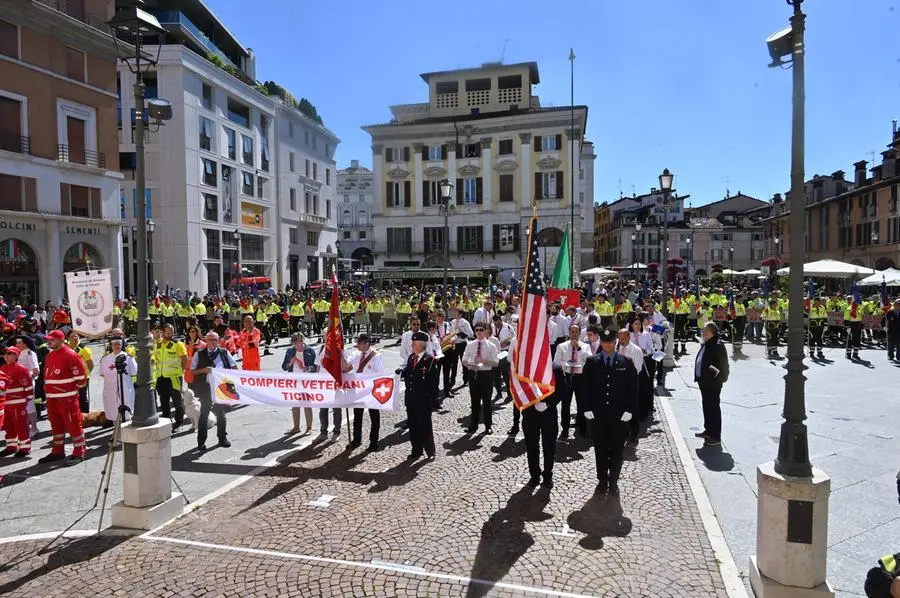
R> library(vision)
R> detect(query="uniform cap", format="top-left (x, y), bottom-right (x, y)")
top-left (411, 331), bottom-right (429, 343)
top-left (356, 333), bottom-right (372, 344)
top-left (46, 329), bottom-right (65, 341)
top-left (599, 329), bottom-right (616, 342)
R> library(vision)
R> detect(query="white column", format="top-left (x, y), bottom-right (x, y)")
top-left (447, 141), bottom-right (457, 188)
top-left (413, 143), bottom-right (423, 213)
top-left (567, 128), bottom-right (581, 271)
top-left (372, 144), bottom-right (383, 214)
top-left (46, 219), bottom-right (63, 304)
top-left (518, 133), bottom-right (532, 208)
top-left (480, 137), bottom-right (492, 212)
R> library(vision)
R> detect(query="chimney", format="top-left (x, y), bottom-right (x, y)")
top-left (831, 170), bottom-right (845, 180)
top-left (854, 160), bottom-right (868, 185)
top-left (882, 150), bottom-right (896, 179)
top-left (351, 159), bottom-right (359, 169)
top-left (772, 193), bottom-right (782, 203)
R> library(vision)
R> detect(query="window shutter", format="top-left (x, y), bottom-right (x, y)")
top-left (533, 135), bottom-right (542, 152)
top-left (513, 225), bottom-right (521, 251)
top-left (493, 224), bottom-right (499, 252)
top-left (456, 178), bottom-right (463, 204)
top-left (90, 188), bottom-right (101, 218)
top-left (421, 145), bottom-right (428, 160)
top-left (455, 143), bottom-right (462, 156)
top-left (385, 181), bottom-right (393, 208)
top-left (441, 144), bottom-right (447, 160)
top-left (60, 183), bottom-right (71, 215)
top-left (403, 180), bottom-right (411, 207)
top-left (457, 227), bottom-right (463, 253)
top-left (385, 148), bottom-right (393, 162)
top-left (403, 146), bottom-right (410, 162)
top-left (477, 227), bottom-right (483, 252)
top-left (534, 173), bottom-right (542, 200)
top-left (556, 171), bottom-right (564, 199)
top-left (555, 134), bottom-right (562, 150)
top-left (475, 177), bottom-right (483, 204)
top-left (422, 180), bottom-right (430, 207)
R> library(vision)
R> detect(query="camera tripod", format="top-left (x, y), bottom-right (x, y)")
top-left (91, 360), bottom-right (131, 533)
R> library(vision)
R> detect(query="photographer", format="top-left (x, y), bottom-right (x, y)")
top-left (99, 337), bottom-right (136, 425)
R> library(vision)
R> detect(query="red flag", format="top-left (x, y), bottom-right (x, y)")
top-left (511, 216), bottom-right (555, 411)
top-left (321, 274), bottom-right (344, 383)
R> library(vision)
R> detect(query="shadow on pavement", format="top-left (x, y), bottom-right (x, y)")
top-left (240, 434), bottom-right (298, 461)
top-left (489, 435), bottom-right (525, 463)
top-left (695, 445), bottom-right (735, 472)
top-left (442, 433), bottom-right (482, 457)
top-left (465, 486), bottom-right (552, 598)
top-left (566, 493), bottom-right (632, 550)
top-left (0, 533), bottom-right (130, 594)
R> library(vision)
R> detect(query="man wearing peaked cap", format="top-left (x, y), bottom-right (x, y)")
top-left (398, 330), bottom-right (439, 461)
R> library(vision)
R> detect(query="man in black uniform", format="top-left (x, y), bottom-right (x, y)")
top-left (522, 365), bottom-right (561, 489)
top-left (398, 331), bottom-right (438, 461)
top-left (582, 328), bottom-right (638, 496)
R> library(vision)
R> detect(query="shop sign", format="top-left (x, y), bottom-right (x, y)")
top-left (0, 220), bottom-right (37, 232)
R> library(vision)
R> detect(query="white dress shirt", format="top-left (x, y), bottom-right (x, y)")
top-left (426, 333), bottom-right (444, 359)
top-left (553, 339), bottom-right (590, 374)
top-left (618, 340), bottom-right (645, 374)
top-left (550, 313), bottom-right (570, 340)
top-left (399, 329), bottom-right (417, 361)
top-left (472, 307), bottom-right (493, 327)
top-left (462, 338), bottom-right (499, 371)
top-left (17, 348), bottom-right (39, 377)
top-left (631, 331), bottom-right (654, 355)
top-left (348, 348), bottom-right (385, 373)
top-left (450, 317), bottom-right (474, 344)
top-left (490, 321), bottom-right (515, 350)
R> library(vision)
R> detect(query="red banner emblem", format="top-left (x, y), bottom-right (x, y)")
top-left (371, 377), bottom-right (394, 405)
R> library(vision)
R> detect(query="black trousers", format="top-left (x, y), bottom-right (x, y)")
top-left (383, 317), bottom-right (396, 335)
top-left (454, 341), bottom-right (468, 384)
top-left (406, 404), bottom-right (434, 457)
top-left (352, 408), bottom-right (380, 447)
top-left (195, 389), bottom-right (227, 446)
top-left (156, 376), bottom-right (184, 425)
top-left (674, 314), bottom-right (688, 342)
top-left (523, 405), bottom-right (558, 480)
top-left (369, 313), bottom-right (382, 333)
top-left (846, 321), bottom-right (863, 352)
top-left (592, 419), bottom-right (626, 485)
top-left (765, 321), bottom-right (780, 349)
top-left (289, 315), bottom-right (302, 334)
top-left (442, 345), bottom-right (456, 393)
top-left (809, 322), bottom-right (825, 349)
top-left (469, 370), bottom-right (493, 429)
top-left (78, 386), bottom-right (89, 414)
top-left (558, 375), bottom-right (586, 436)
top-left (639, 360), bottom-right (654, 420)
top-left (699, 381), bottom-right (722, 441)
top-left (494, 358), bottom-right (510, 395)
top-left (888, 333), bottom-right (900, 360)
top-left (732, 316), bottom-right (746, 349)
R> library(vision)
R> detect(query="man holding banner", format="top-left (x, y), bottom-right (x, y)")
top-left (189, 331), bottom-right (237, 451)
top-left (347, 333), bottom-right (385, 452)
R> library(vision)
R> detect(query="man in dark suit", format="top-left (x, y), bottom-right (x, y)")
top-left (399, 331), bottom-right (439, 460)
top-left (694, 322), bottom-right (729, 447)
top-left (522, 365), bottom-right (562, 489)
top-left (582, 328), bottom-right (639, 496)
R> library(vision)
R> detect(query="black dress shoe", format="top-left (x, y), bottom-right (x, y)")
top-left (350, 439), bottom-right (362, 448)
top-left (595, 481), bottom-right (608, 494)
top-left (465, 427), bottom-right (477, 434)
top-left (0, 448), bottom-right (16, 457)
top-left (527, 476), bottom-right (540, 487)
top-left (609, 483), bottom-right (620, 496)
top-left (541, 478), bottom-right (554, 489)
top-left (65, 455), bottom-right (85, 465)
top-left (219, 439), bottom-right (231, 448)
top-left (197, 444), bottom-right (207, 452)
top-left (508, 426), bottom-right (519, 436)
top-left (38, 453), bottom-right (65, 464)
top-left (13, 451), bottom-right (29, 458)
top-left (407, 452), bottom-right (423, 461)
top-left (694, 431), bottom-right (710, 439)
top-left (366, 443), bottom-right (380, 452)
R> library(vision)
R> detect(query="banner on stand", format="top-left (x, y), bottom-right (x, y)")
top-left (64, 269), bottom-right (113, 337)
top-left (209, 368), bottom-right (398, 410)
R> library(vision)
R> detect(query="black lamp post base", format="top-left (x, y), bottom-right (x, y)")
top-left (774, 421), bottom-right (812, 478)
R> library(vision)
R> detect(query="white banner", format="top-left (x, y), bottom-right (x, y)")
top-left (208, 368), bottom-right (398, 410)
top-left (64, 269), bottom-right (113, 337)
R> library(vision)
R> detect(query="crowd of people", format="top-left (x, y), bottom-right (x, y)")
top-left (0, 278), bottom-right (898, 493)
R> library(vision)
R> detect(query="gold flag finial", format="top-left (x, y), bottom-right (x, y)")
top-left (532, 201), bottom-right (537, 218)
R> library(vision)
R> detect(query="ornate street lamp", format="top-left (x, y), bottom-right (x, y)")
top-left (439, 179), bottom-right (455, 307)
top-left (658, 168), bottom-right (675, 369)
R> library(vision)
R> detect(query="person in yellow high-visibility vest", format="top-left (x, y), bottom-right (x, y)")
top-left (762, 298), bottom-right (782, 359)
top-left (255, 299), bottom-right (273, 355)
top-left (807, 296), bottom-right (827, 360)
top-left (367, 296), bottom-right (383, 334)
top-left (289, 295), bottom-right (305, 334)
top-left (843, 294), bottom-right (863, 360)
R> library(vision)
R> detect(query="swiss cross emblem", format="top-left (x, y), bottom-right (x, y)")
top-left (371, 377), bottom-right (394, 405)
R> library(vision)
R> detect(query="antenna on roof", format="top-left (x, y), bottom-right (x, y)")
top-left (618, 178), bottom-right (623, 198)
top-left (499, 38), bottom-right (509, 63)
top-left (725, 176), bottom-right (730, 198)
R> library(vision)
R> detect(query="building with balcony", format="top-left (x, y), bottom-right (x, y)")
top-left (362, 61), bottom-right (594, 283)
top-left (115, 0), bottom-right (337, 294)
top-left (0, 0), bottom-right (124, 304)
top-left (336, 159), bottom-right (374, 268)
top-left (760, 126), bottom-right (900, 271)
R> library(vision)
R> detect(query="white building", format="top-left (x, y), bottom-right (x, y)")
top-left (117, 2), bottom-right (338, 294)
top-left (362, 61), bottom-right (594, 284)
top-left (336, 159), bottom-right (374, 267)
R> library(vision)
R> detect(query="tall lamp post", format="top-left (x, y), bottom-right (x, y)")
top-left (439, 179), bottom-right (455, 307)
top-left (233, 229), bottom-right (243, 291)
top-left (630, 232), bottom-right (636, 279)
top-left (658, 168), bottom-right (676, 368)
top-left (869, 230), bottom-right (878, 268)
top-left (729, 246), bottom-right (735, 283)
top-left (752, 2), bottom-right (832, 595)
top-left (107, 1), bottom-right (183, 530)
top-left (685, 235), bottom-right (692, 280)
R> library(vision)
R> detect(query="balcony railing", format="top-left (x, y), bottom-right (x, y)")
top-left (58, 145), bottom-right (106, 168)
top-left (33, 0), bottom-right (113, 35)
top-left (372, 241), bottom-right (496, 256)
top-left (0, 134), bottom-right (31, 155)
top-left (298, 213), bottom-right (329, 226)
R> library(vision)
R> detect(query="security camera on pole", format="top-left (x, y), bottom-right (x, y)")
top-left (107, 1), bottom-right (184, 530)
top-left (750, 2), bottom-right (834, 596)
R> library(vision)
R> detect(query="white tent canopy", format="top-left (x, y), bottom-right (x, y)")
top-left (580, 267), bottom-right (619, 277)
top-left (775, 259), bottom-right (874, 278)
top-left (738, 268), bottom-right (762, 276)
top-left (720, 268), bottom-right (740, 275)
top-left (857, 267), bottom-right (900, 286)
top-left (623, 263), bottom-right (649, 270)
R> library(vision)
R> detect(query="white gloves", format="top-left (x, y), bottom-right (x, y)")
top-left (621, 412), bottom-right (633, 423)
top-left (584, 411), bottom-right (594, 420)
top-left (535, 402), bottom-right (548, 412)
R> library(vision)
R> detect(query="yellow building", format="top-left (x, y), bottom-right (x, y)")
top-left (362, 61), bottom-right (594, 282)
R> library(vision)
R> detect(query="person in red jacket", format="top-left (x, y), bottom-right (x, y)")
top-left (1, 346), bottom-right (33, 457)
top-left (237, 314), bottom-right (262, 371)
top-left (38, 329), bottom-right (87, 464)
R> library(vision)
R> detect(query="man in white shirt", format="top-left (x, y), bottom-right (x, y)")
top-left (315, 344), bottom-right (347, 440)
top-left (345, 333), bottom-right (385, 452)
top-left (585, 324), bottom-right (602, 356)
top-left (448, 309), bottom-right (473, 392)
top-left (549, 304), bottom-right (569, 355)
top-left (490, 314), bottom-right (515, 401)
top-left (552, 324), bottom-right (591, 440)
top-left (433, 310), bottom-right (454, 398)
top-left (399, 315), bottom-right (423, 362)
top-left (472, 299), bottom-right (494, 328)
top-left (617, 328), bottom-right (645, 446)
top-left (462, 322), bottom-right (499, 434)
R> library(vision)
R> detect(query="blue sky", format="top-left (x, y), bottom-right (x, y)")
top-left (207, 0), bottom-right (898, 207)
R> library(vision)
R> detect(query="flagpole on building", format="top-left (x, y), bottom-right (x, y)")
top-left (569, 48), bottom-right (576, 289)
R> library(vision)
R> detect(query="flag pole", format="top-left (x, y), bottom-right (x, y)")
top-left (334, 266), bottom-right (351, 444)
top-left (569, 48), bottom-right (576, 289)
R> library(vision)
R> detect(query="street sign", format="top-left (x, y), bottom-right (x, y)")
top-left (760, 266), bottom-right (770, 276)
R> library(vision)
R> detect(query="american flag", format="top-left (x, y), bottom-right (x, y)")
top-left (510, 216), bottom-right (555, 411)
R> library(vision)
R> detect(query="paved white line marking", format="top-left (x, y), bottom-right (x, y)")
top-left (307, 494), bottom-right (337, 508)
top-left (549, 523), bottom-right (579, 538)
top-left (0, 528), bottom-right (135, 545)
top-left (658, 379), bottom-right (748, 598)
top-left (143, 534), bottom-right (597, 598)
top-left (370, 559), bottom-right (427, 573)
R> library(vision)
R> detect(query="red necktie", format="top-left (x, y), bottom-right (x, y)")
top-left (476, 341), bottom-right (482, 360)
top-left (412, 354), bottom-right (418, 368)
top-left (571, 345), bottom-right (576, 361)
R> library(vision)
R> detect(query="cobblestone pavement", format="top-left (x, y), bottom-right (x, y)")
top-left (0, 345), bottom-right (731, 597)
